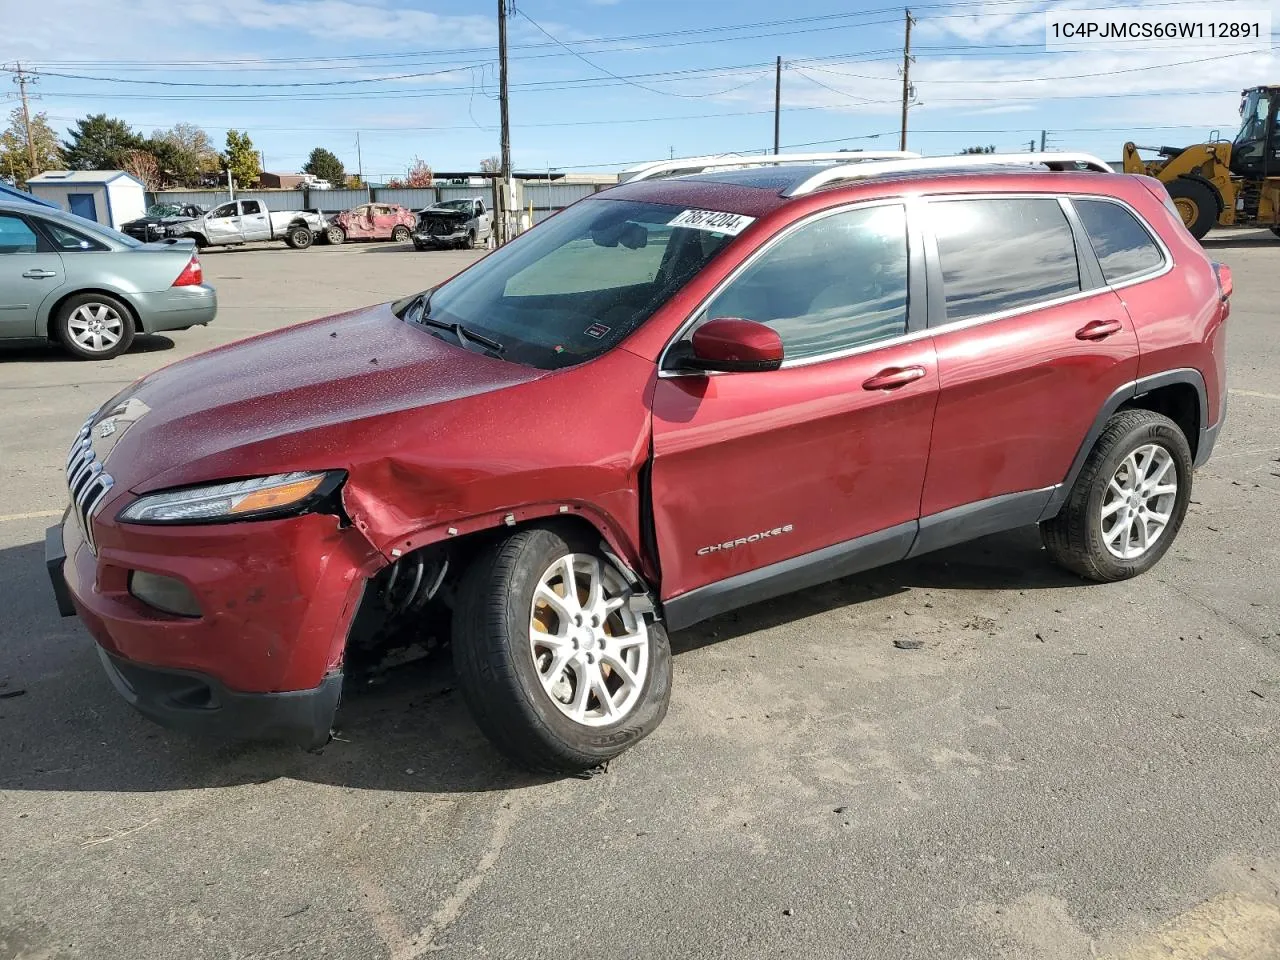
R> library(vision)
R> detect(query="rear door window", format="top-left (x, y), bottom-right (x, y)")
top-left (240, 200), bottom-right (262, 215)
top-left (931, 197), bottom-right (1080, 322)
top-left (1072, 198), bottom-right (1165, 283)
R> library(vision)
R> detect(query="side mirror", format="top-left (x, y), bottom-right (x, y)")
top-left (682, 318), bottom-right (784, 373)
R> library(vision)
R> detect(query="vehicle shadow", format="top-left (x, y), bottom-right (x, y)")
top-left (0, 526), bottom-right (1079, 796)
top-left (0, 335), bottom-right (175, 362)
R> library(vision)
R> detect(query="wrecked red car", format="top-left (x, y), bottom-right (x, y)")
top-left (46, 153), bottom-right (1227, 773)
top-left (323, 203), bottom-right (416, 244)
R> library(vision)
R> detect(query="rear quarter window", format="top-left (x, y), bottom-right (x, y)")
top-left (931, 197), bottom-right (1080, 322)
top-left (1072, 198), bottom-right (1166, 284)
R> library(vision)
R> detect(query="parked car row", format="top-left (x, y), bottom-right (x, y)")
top-left (137, 197), bottom-right (495, 251)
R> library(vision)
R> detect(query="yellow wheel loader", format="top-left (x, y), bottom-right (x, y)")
top-left (1123, 85), bottom-right (1280, 240)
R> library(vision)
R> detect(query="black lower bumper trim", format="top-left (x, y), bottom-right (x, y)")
top-left (45, 523), bottom-right (76, 618)
top-left (96, 648), bottom-right (341, 749)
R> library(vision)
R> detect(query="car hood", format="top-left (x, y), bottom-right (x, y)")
top-left (419, 207), bottom-right (469, 218)
top-left (95, 301), bottom-right (546, 492)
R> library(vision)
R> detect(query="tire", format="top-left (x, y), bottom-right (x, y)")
top-left (327, 226), bottom-right (346, 245)
top-left (285, 226), bottom-right (313, 250)
top-left (461, 230), bottom-right (476, 250)
top-left (1040, 409), bottom-right (1194, 582)
top-left (1165, 177), bottom-right (1219, 240)
top-left (392, 225), bottom-right (411, 242)
top-left (452, 525), bottom-right (672, 773)
top-left (53, 292), bottom-right (136, 361)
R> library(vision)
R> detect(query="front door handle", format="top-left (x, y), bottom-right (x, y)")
top-left (23, 269), bottom-right (57, 279)
top-left (863, 365), bottom-right (927, 391)
top-left (1076, 318), bottom-right (1124, 340)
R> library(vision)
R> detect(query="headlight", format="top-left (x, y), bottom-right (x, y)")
top-left (118, 471), bottom-right (341, 524)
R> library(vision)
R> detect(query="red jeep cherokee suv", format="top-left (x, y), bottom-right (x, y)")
top-left (46, 153), bottom-right (1229, 773)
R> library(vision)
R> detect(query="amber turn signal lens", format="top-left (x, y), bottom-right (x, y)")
top-left (227, 475), bottom-right (326, 515)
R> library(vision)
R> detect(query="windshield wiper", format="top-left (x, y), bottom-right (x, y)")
top-left (411, 293), bottom-right (505, 356)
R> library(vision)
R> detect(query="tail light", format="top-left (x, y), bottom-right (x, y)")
top-left (172, 254), bottom-right (203, 287)
top-left (1213, 262), bottom-right (1232, 301)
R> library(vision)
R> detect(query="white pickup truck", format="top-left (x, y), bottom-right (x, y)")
top-left (165, 199), bottom-right (329, 250)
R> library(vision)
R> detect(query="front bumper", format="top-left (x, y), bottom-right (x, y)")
top-left (96, 647), bottom-right (341, 748)
top-left (46, 507), bottom-right (378, 745)
top-left (412, 231), bottom-right (465, 248)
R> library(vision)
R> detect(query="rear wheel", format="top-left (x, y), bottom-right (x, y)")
top-left (1165, 177), bottom-right (1219, 240)
top-left (54, 293), bottom-right (136, 360)
top-left (452, 525), bottom-right (672, 773)
top-left (391, 225), bottom-right (411, 242)
top-left (285, 226), bottom-right (313, 250)
top-left (1040, 409), bottom-right (1193, 582)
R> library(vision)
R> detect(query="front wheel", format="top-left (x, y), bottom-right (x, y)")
top-left (1165, 177), bottom-right (1219, 240)
top-left (285, 226), bottom-right (313, 249)
top-left (452, 525), bottom-right (672, 773)
top-left (461, 230), bottom-right (476, 250)
top-left (1040, 409), bottom-right (1193, 582)
top-left (326, 226), bottom-right (346, 245)
top-left (391, 225), bottom-right (411, 242)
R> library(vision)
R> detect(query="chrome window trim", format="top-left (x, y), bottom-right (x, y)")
top-left (657, 196), bottom-right (914, 377)
top-left (656, 190), bottom-right (1174, 379)
top-left (1064, 193), bottom-right (1173, 290)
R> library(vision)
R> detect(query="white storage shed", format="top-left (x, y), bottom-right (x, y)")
top-left (25, 170), bottom-right (147, 229)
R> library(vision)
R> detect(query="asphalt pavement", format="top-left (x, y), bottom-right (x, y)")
top-left (1, 233), bottom-right (1277, 960)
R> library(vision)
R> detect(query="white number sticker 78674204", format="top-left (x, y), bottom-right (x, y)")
top-left (667, 209), bottom-right (756, 236)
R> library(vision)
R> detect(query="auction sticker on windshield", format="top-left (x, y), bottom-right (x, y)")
top-left (668, 209), bottom-right (756, 235)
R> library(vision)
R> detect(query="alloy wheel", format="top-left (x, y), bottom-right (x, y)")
top-left (1100, 443), bottom-right (1178, 560)
top-left (67, 303), bottom-right (125, 353)
top-left (529, 553), bottom-right (649, 727)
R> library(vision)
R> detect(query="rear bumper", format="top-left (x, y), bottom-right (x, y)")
top-left (1195, 388), bottom-right (1226, 468)
top-left (127, 286), bottom-right (217, 333)
top-left (96, 647), bottom-right (341, 748)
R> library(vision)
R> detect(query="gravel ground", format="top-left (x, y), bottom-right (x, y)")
top-left (1, 232), bottom-right (1277, 960)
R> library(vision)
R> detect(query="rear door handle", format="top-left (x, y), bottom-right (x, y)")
top-left (22, 269), bottom-right (57, 279)
top-left (1075, 319), bottom-right (1124, 340)
top-left (862, 365), bottom-right (927, 391)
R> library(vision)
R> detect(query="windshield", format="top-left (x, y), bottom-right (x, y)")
top-left (146, 203), bottom-right (182, 218)
top-left (1236, 89), bottom-right (1268, 145)
top-left (434, 200), bottom-right (474, 212)
top-left (420, 198), bottom-right (741, 369)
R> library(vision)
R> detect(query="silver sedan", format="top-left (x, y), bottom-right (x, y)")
top-left (0, 199), bottom-right (217, 360)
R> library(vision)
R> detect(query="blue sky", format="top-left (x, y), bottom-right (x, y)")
top-left (1, 0), bottom-right (1276, 178)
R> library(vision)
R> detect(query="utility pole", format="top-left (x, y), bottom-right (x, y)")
top-left (1028, 139), bottom-right (1036, 152)
top-left (356, 131), bottom-right (364, 184)
top-left (12, 62), bottom-right (38, 178)
top-left (1040, 129), bottom-right (1047, 152)
top-left (773, 56), bottom-right (782, 155)
top-left (898, 10), bottom-right (914, 152)
top-left (497, 0), bottom-right (513, 245)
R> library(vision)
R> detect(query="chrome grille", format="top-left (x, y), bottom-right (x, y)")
top-left (66, 417), bottom-right (114, 553)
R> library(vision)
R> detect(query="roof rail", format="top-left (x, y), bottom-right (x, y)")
top-left (784, 152), bottom-right (1115, 196)
top-left (620, 150), bottom-right (922, 184)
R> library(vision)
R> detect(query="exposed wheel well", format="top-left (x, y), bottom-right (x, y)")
top-left (45, 288), bottom-right (142, 339)
top-left (1121, 382), bottom-right (1200, 459)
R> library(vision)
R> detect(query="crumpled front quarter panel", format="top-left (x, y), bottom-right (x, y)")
top-left (341, 348), bottom-right (657, 577)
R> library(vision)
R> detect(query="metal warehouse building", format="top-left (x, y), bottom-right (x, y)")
top-left (25, 170), bottom-right (147, 229)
